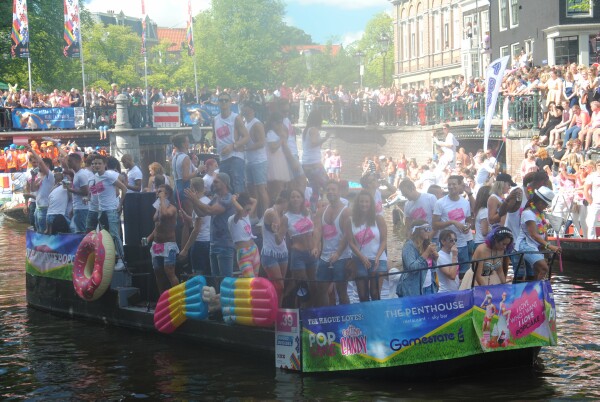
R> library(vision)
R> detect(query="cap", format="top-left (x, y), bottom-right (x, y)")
top-left (9, 144), bottom-right (16, 149)
top-left (496, 173), bottom-right (516, 187)
top-left (535, 186), bottom-right (555, 205)
top-left (378, 155), bottom-right (386, 160)
top-left (70, 88), bottom-right (76, 92)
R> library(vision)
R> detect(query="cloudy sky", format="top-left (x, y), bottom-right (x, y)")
top-left (84, 0), bottom-right (391, 45)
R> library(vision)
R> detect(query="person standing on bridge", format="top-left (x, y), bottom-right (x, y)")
top-left (434, 123), bottom-right (459, 170)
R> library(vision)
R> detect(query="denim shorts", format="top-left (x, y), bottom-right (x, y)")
top-left (316, 258), bottom-right (348, 282)
top-left (289, 248), bottom-right (317, 271)
top-left (175, 179), bottom-right (190, 206)
top-left (517, 240), bottom-right (544, 272)
top-left (152, 249), bottom-right (177, 271)
top-left (246, 161), bottom-right (268, 186)
top-left (261, 253), bottom-right (288, 268)
top-left (352, 256), bottom-right (388, 278)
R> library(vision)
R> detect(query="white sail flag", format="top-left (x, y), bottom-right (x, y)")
top-left (483, 56), bottom-right (509, 151)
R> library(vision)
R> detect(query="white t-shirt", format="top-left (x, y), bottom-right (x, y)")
top-left (72, 168), bottom-right (94, 210)
top-left (441, 132), bottom-right (459, 162)
top-left (404, 193), bottom-right (437, 225)
top-left (89, 170), bottom-right (121, 211)
top-left (47, 186), bottom-right (70, 216)
top-left (516, 209), bottom-right (542, 249)
top-left (437, 249), bottom-right (460, 292)
top-left (192, 196), bottom-right (212, 242)
top-left (35, 174), bottom-right (55, 208)
top-left (474, 207), bottom-right (489, 243)
top-left (585, 172), bottom-right (600, 204)
top-left (126, 165), bottom-right (143, 193)
top-left (434, 195), bottom-right (473, 247)
top-left (203, 172), bottom-right (216, 193)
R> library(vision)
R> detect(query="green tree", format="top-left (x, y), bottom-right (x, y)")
top-left (357, 12), bottom-right (394, 88)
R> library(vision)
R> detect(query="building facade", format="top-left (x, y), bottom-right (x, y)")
top-left (459, 0), bottom-right (491, 80)
top-left (489, 0), bottom-right (600, 67)
top-left (389, 0), bottom-right (464, 89)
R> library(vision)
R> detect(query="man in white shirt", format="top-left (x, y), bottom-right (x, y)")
top-left (399, 178), bottom-right (437, 230)
top-left (66, 153), bottom-right (93, 232)
top-left (46, 171), bottom-right (72, 234)
top-left (121, 154), bottom-right (143, 193)
top-left (434, 123), bottom-right (459, 170)
top-left (433, 175), bottom-right (474, 277)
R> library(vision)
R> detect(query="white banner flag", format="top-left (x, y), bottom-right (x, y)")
top-left (483, 56), bottom-right (510, 151)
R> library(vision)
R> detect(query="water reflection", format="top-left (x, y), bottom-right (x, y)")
top-left (0, 216), bottom-right (598, 399)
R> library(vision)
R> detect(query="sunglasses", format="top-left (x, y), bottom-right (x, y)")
top-left (420, 226), bottom-right (433, 232)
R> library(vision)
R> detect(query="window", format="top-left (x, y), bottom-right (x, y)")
top-left (511, 43), bottom-right (521, 66)
top-left (453, 10), bottom-right (460, 48)
top-left (434, 12), bottom-right (441, 52)
top-left (481, 10), bottom-right (489, 41)
top-left (444, 21), bottom-right (450, 49)
top-left (566, 0), bottom-right (592, 17)
top-left (410, 20), bottom-right (416, 57)
top-left (500, 46), bottom-right (509, 58)
top-left (510, 0), bottom-right (519, 26)
top-left (499, 0), bottom-right (509, 30)
top-left (554, 36), bottom-right (579, 65)
top-left (402, 23), bottom-right (408, 59)
top-left (463, 16), bottom-right (473, 40)
top-left (418, 17), bottom-right (424, 56)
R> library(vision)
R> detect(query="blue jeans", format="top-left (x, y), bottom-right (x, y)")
top-left (210, 245), bottom-right (234, 279)
top-left (28, 202), bottom-right (36, 227)
top-left (220, 156), bottom-right (245, 194)
top-left (86, 210), bottom-right (124, 260)
top-left (565, 126), bottom-right (581, 142)
top-left (458, 240), bottom-right (474, 274)
top-left (190, 240), bottom-right (211, 275)
top-left (72, 209), bottom-right (89, 233)
top-left (35, 206), bottom-right (48, 233)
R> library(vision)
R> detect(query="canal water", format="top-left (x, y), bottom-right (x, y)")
top-left (0, 214), bottom-right (598, 400)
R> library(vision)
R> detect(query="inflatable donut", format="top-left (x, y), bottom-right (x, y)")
top-left (72, 229), bottom-right (116, 301)
top-left (154, 276), bottom-right (208, 334)
top-left (220, 277), bottom-right (278, 327)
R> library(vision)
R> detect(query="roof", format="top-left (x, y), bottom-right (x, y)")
top-left (157, 28), bottom-right (187, 52)
top-left (282, 44), bottom-right (343, 57)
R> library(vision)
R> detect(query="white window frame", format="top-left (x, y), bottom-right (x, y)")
top-left (453, 8), bottom-right (461, 49)
top-left (403, 22), bottom-right (409, 59)
top-left (511, 42), bottom-right (521, 66)
top-left (510, 0), bottom-right (519, 28)
top-left (499, 0), bottom-right (509, 31)
top-left (434, 12), bottom-right (441, 52)
top-left (481, 10), bottom-right (489, 41)
top-left (418, 16), bottom-right (424, 56)
top-left (443, 9), bottom-right (450, 50)
top-left (500, 45), bottom-right (509, 58)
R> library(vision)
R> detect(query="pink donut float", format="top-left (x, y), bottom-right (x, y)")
top-left (72, 229), bottom-right (116, 301)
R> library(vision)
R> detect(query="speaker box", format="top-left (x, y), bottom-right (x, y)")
top-left (123, 192), bottom-right (156, 246)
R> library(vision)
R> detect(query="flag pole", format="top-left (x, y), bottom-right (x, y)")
top-left (188, 0), bottom-right (198, 103)
top-left (79, 35), bottom-right (86, 108)
top-left (27, 56), bottom-right (32, 95)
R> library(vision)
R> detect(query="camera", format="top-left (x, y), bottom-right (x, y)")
top-left (31, 167), bottom-right (39, 175)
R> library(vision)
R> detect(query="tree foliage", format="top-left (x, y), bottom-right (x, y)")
top-left (356, 12), bottom-right (394, 89)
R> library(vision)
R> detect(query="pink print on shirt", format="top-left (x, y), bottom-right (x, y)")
top-left (293, 217), bottom-right (314, 234)
top-left (89, 181), bottom-right (105, 195)
top-left (448, 208), bottom-right (466, 222)
top-left (322, 224), bottom-right (337, 240)
top-left (244, 223), bottom-right (252, 235)
top-left (410, 207), bottom-right (427, 221)
top-left (355, 227), bottom-right (375, 246)
top-left (216, 124), bottom-right (231, 140)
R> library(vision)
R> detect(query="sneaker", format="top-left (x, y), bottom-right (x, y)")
top-left (114, 259), bottom-right (126, 271)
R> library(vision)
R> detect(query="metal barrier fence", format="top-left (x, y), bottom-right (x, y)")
top-left (0, 92), bottom-right (541, 132)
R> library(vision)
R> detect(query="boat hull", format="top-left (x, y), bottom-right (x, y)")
top-left (548, 237), bottom-right (600, 264)
top-left (26, 274), bottom-right (542, 378)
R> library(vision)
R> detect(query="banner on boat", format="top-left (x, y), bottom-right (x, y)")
top-left (25, 230), bottom-right (85, 280)
top-left (11, 107), bottom-right (84, 130)
top-left (300, 282), bottom-right (557, 372)
top-left (181, 103), bottom-right (240, 126)
top-left (1, 172), bottom-right (27, 201)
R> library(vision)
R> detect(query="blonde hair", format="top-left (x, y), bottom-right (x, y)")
top-left (149, 162), bottom-right (165, 175)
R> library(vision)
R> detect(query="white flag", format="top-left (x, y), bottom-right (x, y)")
top-left (483, 56), bottom-right (509, 151)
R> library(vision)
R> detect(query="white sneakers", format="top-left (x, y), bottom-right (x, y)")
top-left (114, 259), bottom-right (126, 271)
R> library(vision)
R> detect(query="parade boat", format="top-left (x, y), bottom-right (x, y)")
top-left (25, 228), bottom-right (557, 378)
top-left (547, 236), bottom-right (600, 264)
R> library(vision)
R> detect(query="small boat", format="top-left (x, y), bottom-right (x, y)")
top-left (0, 202), bottom-right (28, 223)
top-left (548, 236), bottom-right (600, 264)
top-left (25, 230), bottom-right (557, 377)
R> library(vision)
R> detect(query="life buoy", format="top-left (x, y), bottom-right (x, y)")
top-left (72, 229), bottom-right (116, 301)
top-left (220, 277), bottom-right (278, 327)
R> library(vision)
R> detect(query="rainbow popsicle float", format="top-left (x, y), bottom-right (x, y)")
top-left (154, 276), bottom-right (208, 333)
top-left (220, 277), bottom-right (278, 327)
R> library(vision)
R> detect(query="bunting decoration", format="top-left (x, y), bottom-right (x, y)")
top-left (63, 0), bottom-right (81, 58)
top-left (11, 0), bottom-right (29, 58)
top-left (186, 0), bottom-right (195, 56)
top-left (141, 0), bottom-right (147, 55)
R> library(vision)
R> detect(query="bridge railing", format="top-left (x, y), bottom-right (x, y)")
top-left (0, 92), bottom-right (541, 132)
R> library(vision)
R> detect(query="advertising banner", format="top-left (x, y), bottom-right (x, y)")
top-left (25, 230), bottom-right (84, 280)
top-left (275, 309), bottom-right (302, 371)
top-left (301, 282), bottom-right (556, 372)
top-left (182, 103), bottom-right (240, 126)
top-left (11, 107), bottom-right (83, 130)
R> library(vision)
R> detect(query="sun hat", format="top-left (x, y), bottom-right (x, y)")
top-left (534, 186), bottom-right (555, 205)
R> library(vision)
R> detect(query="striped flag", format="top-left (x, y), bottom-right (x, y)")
top-left (11, 0), bottom-right (29, 58)
top-left (141, 0), bottom-right (147, 56)
top-left (153, 104), bottom-right (181, 128)
top-left (63, 0), bottom-right (81, 58)
top-left (186, 0), bottom-right (195, 56)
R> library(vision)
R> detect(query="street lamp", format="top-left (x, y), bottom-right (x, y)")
top-left (355, 50), bottom-right (365, 89)
top-left (378, 32), bottom-right (391, 87)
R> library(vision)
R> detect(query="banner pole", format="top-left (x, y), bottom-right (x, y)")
top-left (193, 57), bottom-right (199, 104)
top-left (79, 40), bottom-right (86, 108)
top-left (144, 55), bottom-right (149, 123)
top-left (27, 56), bottom-right (32, 95)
